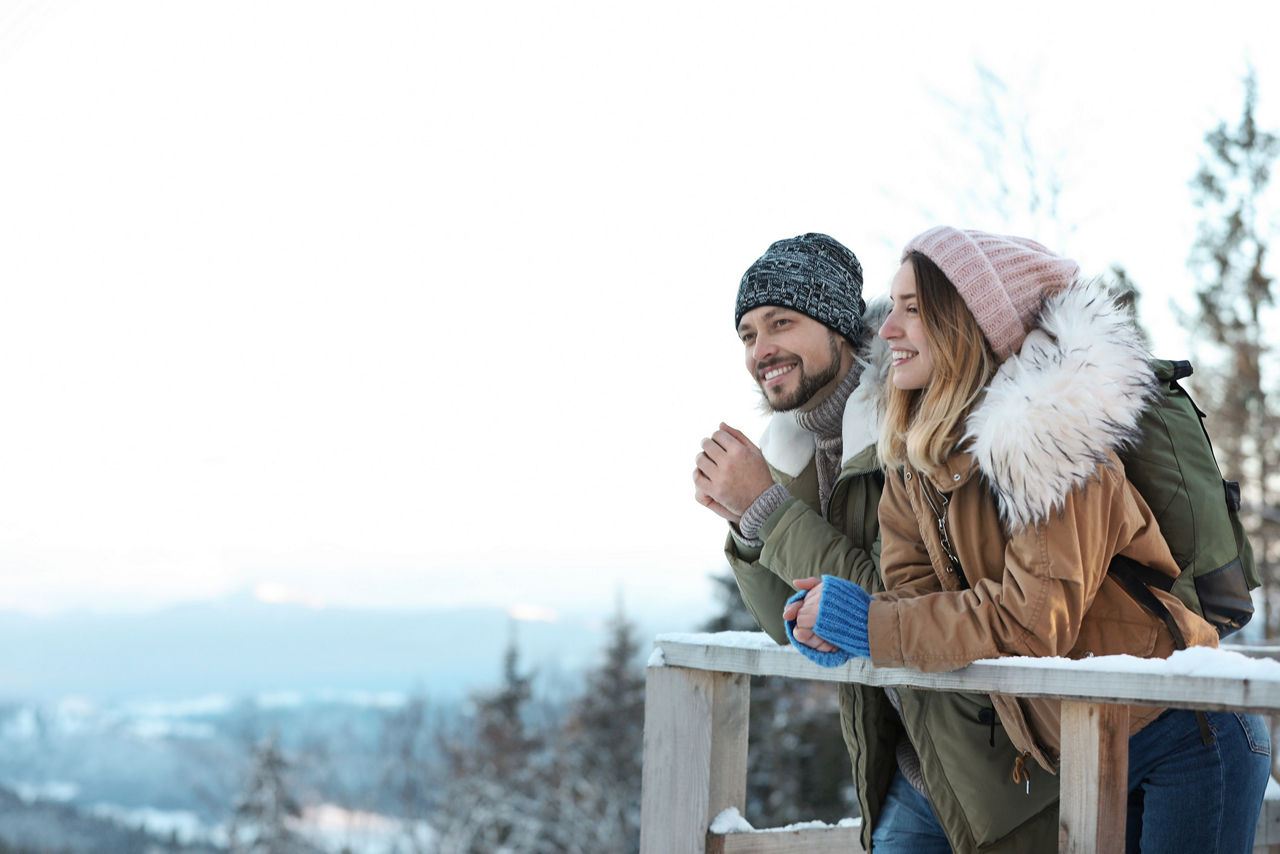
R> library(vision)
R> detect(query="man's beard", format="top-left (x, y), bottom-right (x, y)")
top-left (757, 334), bottom-right (843, 413)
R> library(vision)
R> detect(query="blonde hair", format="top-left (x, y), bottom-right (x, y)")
top-left (878, 252), bottom-right (998, 473)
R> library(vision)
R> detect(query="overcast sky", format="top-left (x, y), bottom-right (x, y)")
top-left (1, 1), bottom-right (1277, 622)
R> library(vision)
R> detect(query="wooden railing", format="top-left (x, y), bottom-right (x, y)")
top-left (638, 631), bottom-right (1280, 854)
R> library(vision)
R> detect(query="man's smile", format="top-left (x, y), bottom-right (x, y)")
top-left (759, 362), bottom-right (797, 387)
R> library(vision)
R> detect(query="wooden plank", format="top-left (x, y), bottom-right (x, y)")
top-left (653, 634), bottom-right (1280, 713)
top-left (638, 667), bottom-right (750, 854)
top-left (708, 672), bottom-right (749, 819)
top-left (639, 665), bottom-right (716, 854)
top-left (706, 826), bottom-right (864, 854)
top-left (1059, 701), bottom-right (1128, 854)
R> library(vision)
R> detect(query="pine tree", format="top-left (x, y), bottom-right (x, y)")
top-left (433, 624), bottom-right (547, 853)
top-left (473, 624), bottom-right (539, 779)
top-left (227, 733), bottom-right (316, 854)
top-left (1185, 66), bottom-right (1280, 637)
top-left (378, 694), bottom-right (436, 854)
top-left (557, 597), bottom-right (647, 853)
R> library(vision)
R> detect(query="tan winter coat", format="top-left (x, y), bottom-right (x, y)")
top-left (867, 280), bottom-right (1219, 773)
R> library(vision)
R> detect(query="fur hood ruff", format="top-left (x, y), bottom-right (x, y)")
top-left (758, 299), bottom-right (892, 477)
top-left (966, 279), bottom-right (1155, 532)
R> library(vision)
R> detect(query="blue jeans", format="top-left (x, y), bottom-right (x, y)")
top-left (1127, 708), bottom-right (1271, 853)
top-left (870, 769), bottom-right (951, 853)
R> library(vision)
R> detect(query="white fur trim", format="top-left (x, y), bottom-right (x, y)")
top-left (759, 412), bottom-right (813, 478)
top-left (965, 280), bottom-right (1155, 531)
top-left (842, 307), bottom-right (892, 462)
top-left (842, 385), bottom-right (880, 462)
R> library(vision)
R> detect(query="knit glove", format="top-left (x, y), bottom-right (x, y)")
top-left (784, 574), bottom-right (872, 667)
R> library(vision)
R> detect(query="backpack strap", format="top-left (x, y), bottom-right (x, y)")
top-left (1109, 554), bottom-right (1215, 746)
top-left (1109, 555), bottom-right (1186, 648)
top-left (1108, 556), bottom-right (1175, 594)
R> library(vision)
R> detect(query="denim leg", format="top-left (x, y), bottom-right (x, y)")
top-left (1126, 708), bottom-right (1271, 854)
top-left (870, 769), bottom-right (952, 853)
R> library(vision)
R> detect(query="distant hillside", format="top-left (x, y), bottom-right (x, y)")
top-left (0, 593), bottom-right (709, 703)
top-left (0, 784), bottom-right (222, 854)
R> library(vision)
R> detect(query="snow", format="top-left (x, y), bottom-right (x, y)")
top-left (710, 806), bottom-right (862, 835)
top-left (647, 646), bottom-right (666, 667)
top-left (89, 804), bottom-right (208, 845)
top-left (291, 804), bottom-right (435, 854)
top-left (657, 631), bottom-right (781, 650)
top-left (710, 807), bottom-right (754, 833)
top-left (975, 644), bottom-right (1280, 679)
top-left (12, 780), bottom-right (79, 803)
top-left (655, 631), bottom-right (1280, 680)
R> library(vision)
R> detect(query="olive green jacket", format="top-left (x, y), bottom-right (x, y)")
top-left (724, 340), bottom-right (1059, 852)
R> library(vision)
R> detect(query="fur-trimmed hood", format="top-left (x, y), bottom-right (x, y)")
top-left (758, 298), bottom-right (892, 476)
top-left (965, 279), bottom-right (1155, 531)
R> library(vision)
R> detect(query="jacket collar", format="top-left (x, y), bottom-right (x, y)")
top-left (964, 279), bottom-right (1155, 531)
top-left (759, 299), bottom-right (891, 477)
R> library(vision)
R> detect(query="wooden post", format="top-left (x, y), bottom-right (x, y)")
top-left (1058, 700), bottom-right (1128, 854)
top-left (639, 665), bottom-right (749, 854)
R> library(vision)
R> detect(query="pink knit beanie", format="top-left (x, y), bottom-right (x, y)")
top-left (902, 226), bottom-right (1080, 359)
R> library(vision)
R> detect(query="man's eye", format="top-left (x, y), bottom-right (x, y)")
top-left (741, 334), bottom-right (755, 345)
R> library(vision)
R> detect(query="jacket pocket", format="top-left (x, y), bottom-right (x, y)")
top-left (909, 690), bottom-right (1060, 849)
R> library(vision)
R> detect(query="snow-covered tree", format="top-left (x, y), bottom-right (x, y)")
top-left (556, 598), bottom-right (646, 852)
top-left (378, 694), bottom-right (437, 854)
top-left (1184, 66), bottom-right (1280, 637)
top-left (227, 733), bottom-right (317, 854)
top-left (430, 604), bottom-right (651, 853)
top-left (432, 625), bottom-right (548, 853)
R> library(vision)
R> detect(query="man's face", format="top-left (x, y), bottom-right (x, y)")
top-left (738, 306), bottom-right (846, 412)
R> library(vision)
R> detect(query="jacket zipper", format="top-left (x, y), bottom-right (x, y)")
top-left (916, 469), bottom-right (962, 574)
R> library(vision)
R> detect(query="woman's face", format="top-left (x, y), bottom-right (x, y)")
top-left (879, 261), bottom-right (935, 390)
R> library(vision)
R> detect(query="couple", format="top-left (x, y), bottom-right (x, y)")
top-left (692, 229), bottom-right (1271, 853)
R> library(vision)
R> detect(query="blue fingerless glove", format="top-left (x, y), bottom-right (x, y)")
top-left (784, 574), bottom-right (873, 667)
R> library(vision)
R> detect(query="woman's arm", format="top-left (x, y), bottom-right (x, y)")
top-left (868, 462), bottom-right (1138, 672)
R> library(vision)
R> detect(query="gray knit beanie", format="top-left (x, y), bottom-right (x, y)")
top-left (735, 233), bottom-right (866, 342)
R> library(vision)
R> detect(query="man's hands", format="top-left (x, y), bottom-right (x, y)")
top-left (693, 423), bottom-right (776, 524)
top-left (783, 576), bottom-right (838, 653)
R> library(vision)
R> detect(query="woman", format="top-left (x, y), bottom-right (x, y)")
top-left (785, 226), bottom-right (1271, 853)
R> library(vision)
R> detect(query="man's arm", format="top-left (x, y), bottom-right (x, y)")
top-left (725, 464), bottom-right (882, 644)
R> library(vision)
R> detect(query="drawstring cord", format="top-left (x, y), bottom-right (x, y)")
top-left (1012, 752), bottom-right (1031, 795)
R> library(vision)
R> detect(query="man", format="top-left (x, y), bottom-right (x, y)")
top-left (692, 233), bottom-right (1058, 853)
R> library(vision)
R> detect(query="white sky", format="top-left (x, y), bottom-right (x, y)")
top-left (1, 0), bottom-right (1278, 618)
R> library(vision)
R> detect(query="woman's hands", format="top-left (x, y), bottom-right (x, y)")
top-left (784, 575), bottom-right (873, 666)
top-left (784, 577), bottom-right (838, 652)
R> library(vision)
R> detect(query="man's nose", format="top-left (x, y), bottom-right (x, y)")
top-left (752, 333), bottom-right (777, 362)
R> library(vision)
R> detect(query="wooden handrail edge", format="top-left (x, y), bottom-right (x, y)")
top-left (651, 631), bottom-right (1280, 713)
